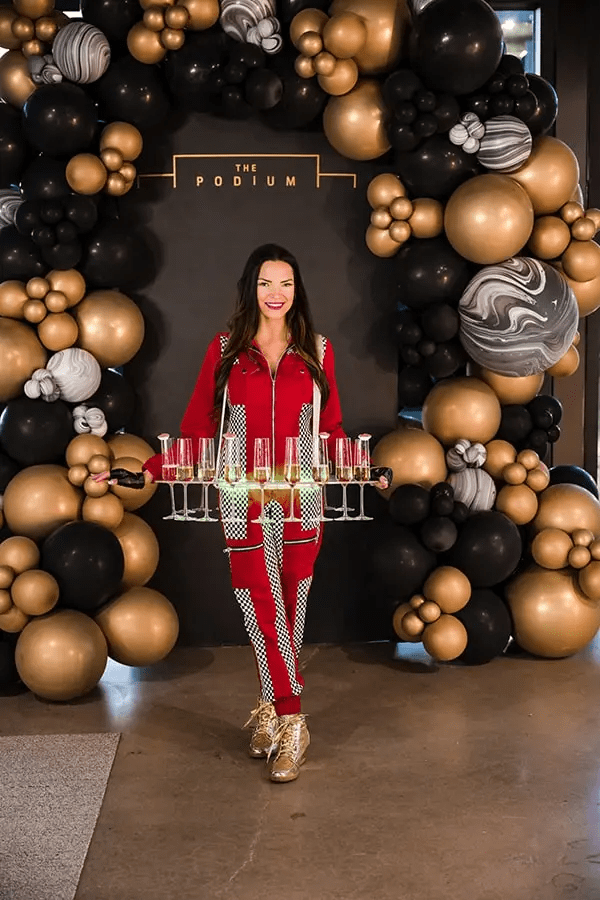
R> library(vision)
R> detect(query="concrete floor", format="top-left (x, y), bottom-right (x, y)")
top-left (4, 638), bottom-right (600, 900)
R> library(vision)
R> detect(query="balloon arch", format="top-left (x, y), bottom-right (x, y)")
top-left (0, 0), bottom-right (599, 698)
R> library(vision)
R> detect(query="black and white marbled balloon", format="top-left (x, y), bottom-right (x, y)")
top-left (220, 0), bottom-right (275, 42)
top-left (477, 115), bottom-right (532, 173)
top-left (52, 22), bottom-right (111, 84)
top-left (448, 468), bottom-right (496, 513)
top-left (47, 348), bottom-right (101, 403)
top-left (0, 189), bottom-right (22, 228)
top-left (459, 257), bottom-right (579, 377)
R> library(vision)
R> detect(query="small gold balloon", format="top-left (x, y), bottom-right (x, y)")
top-left (0, 535), bottom-right (39, 573)
top-left (23, 298), bottom-right (47, 323)
top-left (503, 462), bottom-right (527, 485)
top-left (401, 610), bottom-right (425, 638)
top-left (0, 565), bottom-right (14, 590)
top-left (127, 21), bottom-right (166, 63)
top-left (573, 529), bottom-right (594, 547)
top-left (527, 215), bottom-right (571, 259)
top-left (569, 546), bottom-right (591, 569)
top-left (47, 268), bottom-right (86, 307)
top-left (418, 600), bottom-right (441, 624)
top-left (585, 208), bottom-right (600, 230)
top-left (35, 15), bottom-right (56, 40)
top-left (573, 330), bottom-right (581, 346)
top-left (100, 122), bottom-right (143, 162)
top-left (495, 483), bottom-right (538, 525)
top-left (13, 0), bottom-right (55, 18)
top-left (578, 561), bottom-right (600, 601)
top-left (562, 239), bottom-right (600, 282)
top-left (322, 12), bottom-right (366, 58)
top-left (392, 601), bottom-right (421, 642)
top-left (95, 587), bottom-right (179, 666)
top-left (66, 433), bottom-right (111, 468)
top-left (290, 8), bottom-right (328, 46)
top-left (314, 50), bottom-right (338, 76)
top-left (329, 0), bottom-right (408, 74)
top-left (371, 207), bottom-right (392, 229)
top-left (82, 493), bottom-right (124, 531)
top-left (510, 136), bottom-right (580, 216)
top-left (68, 463), bottom-right (89, 487)
top-left (21, 37), bottom-right (44, 56)
top-left (422, 615), bottom-right (468, 662)
top-left (561, 268), bottom-right (600, 318)
top-left (409, 594), bottom-right (426, 609)
top-left (143, 6), bottom-right (165, 30)
top-left (390, 196), bottom-right (413, 220)
top-left (113, 512), bottom-right (159, 588)
top-left (560, 200), bottom-right (584, 224)
top-left (66, 153), bottom-right (107, 195)
top-left (100, 148), bottom-right (124, 172)
top-left (516, 449), bottom-right (540, 470)
top-left (0, 7), bottom-right (21, 50)
top-left (388, 220), bottom-right (411, 244)
top-left (571, 217), bottom-right (596, 242)
top-left (160, 26), bottom-right (185, 50)
top-left (3, 465), bottom-right (82, 541)
top-left (0, 317), bottom-right (47, 402)
top-left (0, 280), bottom-right (29, 317)
top-left (367, 172), bottom-right (405, 209)
top-left (365, 224), bottom-right (400, 258)
top-left (119, 162), bottom-right (137, 183)
top-left (298, 30), bottom-right (323, 57)
top-left (294, 55), bottom-right (315, 78)
top-left (109, 456), bottom-right (156, 511)
top-left (408, 198), bottom-right (444, 239)
top-left (526, 465), bottom-right (550, 492)
top-left (531, 527), bottom-right (573, 569)
top-left (546, 345), bottom-right (580, 378)
top-left (533, 483), bottom-right (600, 535)
top-left (37, 312), bottom-right (79, 351)
top-left (165, 5), bottom-right (189, 27)
top-left (105, 172), bottom-right (130, 196)
top-left (87, 454), bottom-right (111, 475)
top-left (323, 79), bottom-right (391, 161)
top-left (74, 289), bottom-right (145, 367)
top-left (0, 590), bottom-right (11, 614)
top-left (422, 377), bottom-right (501, 446)
top-left (26, 277), bottom-right (49, 300)
top-left (0, 49), bottom-right (36, 107)
top-left (423, 566), bottom-right (470, 614)
top-left (12, 16), bottom-right (35, 41)
top-left (84, 474), bottom-right (109, 498)
top-left (177, 0), bottom-right (219, 30)
top-left (371, 425), bottom-right (447, 496)
top-left (0, 605), bottom-right (29, 633)
top-left (12, 569), bottom-right (59, 616)
top-left (44, 290), bottom-right (67, 313)
top-left (318, 57), bottom-right (358, 95)
top-left (591, 540), bottom-right (600, 560)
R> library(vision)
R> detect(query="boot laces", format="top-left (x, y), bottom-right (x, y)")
top-left (244, 698), bottom-right (276, 731)
top-left (270, 714), bottom-right (306, 762)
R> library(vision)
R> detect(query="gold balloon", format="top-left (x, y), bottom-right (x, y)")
top-left (371, 207), bottom-right (392, 229)
top-left (12, 569), bottom-right (59, 616)
top-left (177, 0), bottom-right (219, 29)
top-left (74, 289), bottom-right (144, 367)
top-left (37, 312), bottom-right (79, 351)
top-left (392, 601), bottom-right (421, 642)
top-left (322, 12), bottom-right (366, 58)
top-left (23, 299), bottom-right (46, 323)
top-left (444, 174), bottom-right (534, 264)
top-left (495, 483), bottom-right (538, 525)
top-left (367, 172), bottom-right (405, 209)
top-left (561, 239), bottom-right (600, 282)
top-left (100, 147), bottom-right (124, 171)
top-left (21, 38), bottom-right (44, 57)
top-left (422, 377), bottom-right (502, 446)
top-left (0, 565), bottom-right (13, 589)
top-left (25, 277), bottom-right (47, 300)
top-left (160, 25), bottom-right (185, 50)
top-left (571, 217), bottom-right (596, 242)
top-left (401, 610), bottom-right (425, 638)
top-left (371, 426), bottom-right (447, 496)
top-left (82, 493), bottom-right (124, 531)
top-left (527, 215), bottom-right (571, 259)
top-left (13, 0), bottom-right (54, 18)
top-left (365, 225), bottom-right (400, 258)
top-left (586, 208), bottom-right (600, 230)
top-left (100, 121), bottom-right (143, 162)
top-left (12, 16), bottom-right (35, 40)
top-left (329, 0), bottom-right (409, 74)
top-left (0, 590), bottom-right (11, 614)
top-left (408, 198), bottom-right (444, 239)
top-left (506, 565), bottom-right (600, 657)
top-left (546, 345), bottom-right (579, 378)
top-left (573, 528), bottom-right (594, 547)
top-left (165, 5), bottom-right (189, 27)
top-left (127, 21), bottom-right (166, 63)
top-left (298, 30), bottom-right (323, 57)
top-left (107, 433), bottom-right (155, 465)
top-left (66, 434), bottom-right (111, 468)
top-left (422, 614), bottom-right (468, 661)
top-left (109, 456), bottom-right (157, 511)
top-left (568, 545), bottom-right (591, 569)
top-left (526, 466), bottom-right (550, 492)
top-left (0, 280), bottom-right (28, 317)
top-left (0, 7), bottom-right (22, 50)
top-left (105, 172), bottom-right (130, 196)
top-left (113, 512), bottom-right (159, 588)
top-left (473, 366), bottom-right (544, 406)
top-left (323, 80), bottom-right (390, 161)
top-left (503, 462), bottom-right (527, 485)
top-left (517, 449), bottom-right (540, 470)
top-left (66, 153), bottom-right (107, 195)
top-left (15, 609), bottom-right (107, 700)
top-left (531, 528), bottom-right (573, 569)
top-left (578, 561), bottom-right (600, 601)
top-left (423, 566), bottom-right (470, 614)
top-left (418, 600), bottom-right (441, 624)
top-left (84, 474), bottom-right (109, 498)
top-left (561, 268), bottom-right (600, 317)
top-left (318, 57), bottom-right (359, 95)
top-left (560, 200), bottom-right (584, 224)
top-left (88, 454), bottom-right (111, 474)
top-left (3, 465), bottom-right (82, 541)
top-left (95, 587), bottom-right (178, 666)
top-left (0, 316), bottom-right (47, 402)
top-left (44, 291), bottom-right (67, 313)
top-left (0, 49), bottom-right (35, 107)
top-left (35, 15), bottom-right (57, 41)
top-left (290, 8), bottom-right (328, 45)
top-left (409, 594), bottom-right (425, 609)
top-left (294, 55), bottom-right (315, 78)
top-left (119, 162), bottom-right (136, 183)
top-left (0, 605), bottom-right (29, 633)
top-left (390, 196), bottom-right (413, 220)
top-left (483, 439), bottom-right (516, 479)
top-left (0, 535), bottom-right (39, 573)
top-left (591, 540), bottom-right (600, 560)
top-left (143, 6), bottom-right (165, 30)
top-left (388, 220), bottom-right (411, 244)
top-left (509, 136), bottom-right (580, 216)
top-left (47, 269), bottom-right (86, 307)
top-left (68, 463), bottom-right (88, 487)
top-left (533, 483), bottom-right (600, 535)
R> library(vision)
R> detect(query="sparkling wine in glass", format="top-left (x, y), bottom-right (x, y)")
top-left (336, 437), bottom-right (353, 520)
top-left (253, 437), bottom-right (271, 522)
top-left (354, 433), bottom-right (373, 521)
top-left (158, 433), bottom-right (177, 518)
top-left (284, 436), bottom-right (301, 522)
top-left (176, 437), bottom-right (194, 482)
top-left (313, 432), bottom-right (329, 521)
top-left (222, 433), bottom-right (242, 484)
top-left (197, 437), bottom-right (217, 521)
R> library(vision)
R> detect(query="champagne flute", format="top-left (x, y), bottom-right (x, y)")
top-left (284, 436), bottom-right (301, 522)
top-left (312, 432), bottom-right (329, 522)
top-left (221, 433), bottom-right (243, 525)
top-left (197, 436), bottom-right (217, 522)
top-left (176, 437), bottom-right (194, 519)
top-left (158, 433), bottom-right (178, 519)
top-left (253, 437), bottom-right (271, 523)
top-left (335, 437), bottom-right (353, 521)
top-left (353, 433), bottom-right (373, 521)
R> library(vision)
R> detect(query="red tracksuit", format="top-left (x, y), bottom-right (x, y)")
top-left (145, 333), bottom-right (345, 715)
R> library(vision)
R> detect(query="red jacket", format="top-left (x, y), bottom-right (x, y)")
top-left (143, 333), bottom-right (345, 480)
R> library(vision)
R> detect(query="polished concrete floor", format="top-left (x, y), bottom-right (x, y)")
top-left (4, 637), bottom-right (600, 900)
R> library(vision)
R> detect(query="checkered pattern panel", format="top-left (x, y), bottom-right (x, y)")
top-left (293, 576), bottom-right (312, 656)
top-left (219, 402), bottom-right (248, 540)
top-left (233, 587), bottom-right (275, 702)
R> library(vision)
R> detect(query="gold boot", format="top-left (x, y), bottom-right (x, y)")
top-left (269, 713), bottom-right (310, 783)
top-left (244, 699), bottom-right (279, 759)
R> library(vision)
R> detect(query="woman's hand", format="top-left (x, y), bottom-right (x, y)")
top-left (370, 466), bottom-right (392, 490)
top-left (91, 468), bottom-right (154, 489)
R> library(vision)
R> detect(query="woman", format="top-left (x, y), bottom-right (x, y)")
top-left (102, 244), bottom-right (389, 783)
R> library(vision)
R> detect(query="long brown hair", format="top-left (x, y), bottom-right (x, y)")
top-left (213, 244), bottom-right (330, 418)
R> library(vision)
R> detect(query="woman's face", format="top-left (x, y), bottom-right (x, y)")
top-left (256, 260), bottom-right (295, 323)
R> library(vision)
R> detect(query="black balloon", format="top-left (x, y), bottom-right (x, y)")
top-left (42, 521), bottom-right (124, 614)
top-left (389, 483), bottom-right (430, 525)
top-left (383, 69), bottom-right (423, 107)
top-left (165, 29), bottom-right (227, 112)
top-left (526, 74), bottom-right (558, 137)
top-left (420, 515), bottom-right (457, 552)
top-left (20, 155), bottom-right (69, 202)
top-left (389, 122), bottom-right (419, 153)
top-left (86, 368), bottom-right (136, 433)
top-left (0, 450), bottom-right (20, 492)
top-left (410, 0), bottom-right (503, 95)
top-left (432, 94), bottom-right (460, 132)
top-left (278, 0), bottom-right (329, 23)
top-left (245, 70), bottom-right (284, 111)
top-left (262, 62), bottom-right (326, 129)
top-left (395, 236), bottom-right (472, 311)
top-left (395, 134), bottom-right (481, 201)
top-left (497, 55), bottom-right (524, 77)
top-left (455, 588), bottom-right (512, 664)
top-left (0, 226), bottom-right (45, 281)
top-left (41, 239), bottom-right (82, 270)
top-left (549, 465), bottom-right (599, 498)
top-left (0, 104), bottom-right (28, 187)
top-left (15, 200), bottom-right (42, 236)
top-left (424, 341), bottom-right (466, 379)
top-left (0, 398), bottom-right (73, 466)
top-left (398, 366), bottom-right (432, 407)
top-left (64, 194), bottom-right (98, 233)
top-left (23, 83), bottom-right (98, 157)
top-left (81, 220), bottom-right (152, 289)
top-left (528, 394), bottom-right (562, 428)
top-left (421, 303), bottom-right (459, 341)
top-left (496, 405), bottom-right (532, 444)
top-left (445, 510), bottom-right (522, 588)
top-left (95, 56), bottom-right (170, 130)
top-left (80, 0), bottom-right (142, 44)
top-left (371, 524), bottom-right (437, 599)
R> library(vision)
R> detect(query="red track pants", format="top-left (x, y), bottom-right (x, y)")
top-left (225, 498), bottom-right (322, 716)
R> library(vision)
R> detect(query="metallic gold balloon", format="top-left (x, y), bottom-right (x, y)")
top-left (100, 121), bottom-right (143, 162)
top-left (483, 439), bottom-right (516, 479)
top-left (571, 217), bottom-right (596, 242)
top-left (473, 366), bottom-right (544, 406)
top-left (323, 79), bottom-right (390, 161)
top-left (509, 136), bottom-right (580, 216)
top-left (401, 610), bottom-right (425, 638)
top-left (127, 22), bottom-right (166, 63)
top-left (503, 462), bottom-right (527, 485)
top-left (586, 208), bottom-right (600, 230)
top-left (143, 6), bottom-right (165, 30)
top-left (12, 569), bottom-right (59, 616)
top-left (0, 49), bottom-right (36, 107)
top-left (495, 483), bottom-right (538, 525)
top-left (15, 609), bottom-right (107, 700)
top-left (0, 565), bottom-right (13, 590)
top-left (74, 290), bottom-right (144, 367)
top-left (318, 57), bottom-right (359, 95)
top-left (107, 433), bottom-right (155, 464)
top-left (0, 317), bottom-right (47, 402)
top-left (22, 39), bottom-right (44, 57)
top-left (119, 162), bottom-right (136, 183)
top-left (408, 198), bottom-right (444, 239)
top-left (35, 15), bottom-right (57, 41)
top-left (314, 51), bottom-right (335, 76)
top-left (165, 5), bottom-right (189, 27)
top-left (423, 566), bottom-right (470, 614)
top-left (0, 605), bottom-right (29, 633)
top-left (323, 12), bottom-right (366, 58)
top-left (0, 535), bottom-right (39, 573)
top-left (44, 291), bottom-right (67, 313)
top-left (88, 454), bottom-right (111, 474)
top-left (26, 277), bottom-right (49, 300)
top-left (14, 0), bottom-right (54, 18)
top-left (295, 55), bottom-right (315, 78)
top-left (365, 224), bottom-right (399, 258)
top-left (526, 466), bottom-right (550, 492)
top-left (95, 586), bottom-right (178, 666)
top-left (290, 8), bottom-right (328, 46)
top-left (367, 172), bottom-right (405, 209)
top-left (560, 268), bottom-right (600, 318)
top-left (66, 153), bottom-right (107, 195)
top-left (560, 201), bottom-right (584, 224)
top-left (371, 426), bottom-right (447, 496)
top-left (47, 269), bottom-right (86, 307)
top-left (0, 280), bottom-right (28, 318)
top-left (390, 196), bottom-right (413, 220)
top-left (409, 594), bottom-right (425, 610)
top-left (533, 483), bottom-right (600, 535)
top-left (422, 377), bottom-right (502, 446)
top-left (561, 239), bottom-right (600, 282)
top-left (12, 16), bottom-right (35, 41)
top-left (517, 449), bottom-right (540, 470)
top-left (100, 148), bottom-right (124, 172)
top-left (106, 172), bottom-right (130, 196)
top-left (0, 6), bottom-right (21, 50)
top-left (3, 465), bottom-right (82, 541)
top-left (113, 512), bottom-right (159, 588)
top-left (177, 0), bottom-right (219, 30)
top-left (506, 565), bottom-right (600, 657)
top-left (546, 345), bottom-right (579, 378)
top-left (422, 614), bottom-right (468, 662)
top-left (568, 545), bottom-right (591, 569)
top-left (329, 0), bottom-right (409, 74)
top-left (392, 601), bottom-right (421, 642)
top-left (527, 215), bottom-right (571, 259)
top-left (160, 26), bottom-right (185, 50)
top-left (37, 312), bottom-right (79, 351)
top-left (578, 561), bottom-right (600, 601)
top-left (444, 174), bottom-right (534, 265)
top-left (109, 456), bottom-right (157, 511)
top-left (23, 299), bottom-right (46, 323)
top-left (591, 540), bottom-right (600, 560)
top-left (573, 528), bottom-right (594, 547)
top-left (0, 590), bottom-right (11, 614)
top-left (68, 463), bottom-right (88, 487)
top-left (297, 30), bottom-right (322, 57)
top-left (66, 434), bottom-right (111, 468)
top-left (388, 220), bottom-right (411, 244)
top-left (371, 207), bottom-right (392, 229)
top-left (84, 474), bottom-right (109, 498)
top-left (418, 600), bottom-right (441, 624)
top-left (531, 527), bottom-right (573, 569)
top-left (82, 493), bottom-right (124, 531)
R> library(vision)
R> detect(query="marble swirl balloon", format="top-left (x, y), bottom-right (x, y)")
top-left (477, 115), bottom-right (533, 173)
top-left (47, 348), bottom-right (101, 403)
top-left (52, 22), bottom-right (111, 84)
top-left (220, 0), bottom-right (276, 43)
top-left (0, 188), bottom-right (22, 227)
top-left (448, 468), bottom-right (496, 513)
top-left (459, 257), bottom-right (579, 377)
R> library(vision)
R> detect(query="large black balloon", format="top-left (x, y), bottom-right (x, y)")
top-left (455, 588), bottom-right (512, 664)
top-left (0, 450), bottom-right (20, 492)
top-left (262, 60), bottom-right (327, 129)
top-left (245, 70), bottom-right (283, 111)
top-left (528, 394), bottom-right (562, 429)
top-left (395, 134), bottom-right (481, 201)
top-left (410, 0), bottom-right (503, 95)
top-left (164, 29), bottom-right (227, 112)
top-left (41, 239), bottom-right (82, 270)
top-left (549, 465), bottom-right (599, 499)
top-left (64, 194), bottom-right (98, 233)
top-left (395, 236), bottom-right (472, 311)
top-left (86, 368), bottom-right (136, 433)
top-left (398, 366), bottom-right (432, 408)
top-left (20, 155), bottom-right (69, 202)
top-left (42, 521), bottom-right (124, 614)
top-left (421, 303), bottom-right (459, 342)
top-left (445, 510), bottom-right (522, 588)
top-left (0, 226), bottom-right (45, 281)
top-left (389, 483), bottom-right (430, 525)
top-left (81, 220), bottom-right (152, 289)
top-left (80, 0), bottom-right (142, 44)
top-left (0, 398), bottom-right (73, 466)
top-left (496, 405), bottom-right (532, 444)
top-left (424, 341), bottom-right (466, 379)
top-left (95, 56), bottom-right (170, 130)
top-left (420, 515), bottom-right (457, 552)
top-left (23, 84), bottom-right (98, 157)
top-left (278, 0), bottom-right (329, 22)
top-left (0, 104), bottom-right (28, 186)
top-left (526, 74), bottom-right (558, 137)
top-left (372, 524), bottom-right (437, 599)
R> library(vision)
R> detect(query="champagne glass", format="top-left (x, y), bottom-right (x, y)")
top-left (335, 436), bottom-right (353, 521)
top-left (158, 432), bottom-right (178, 519)
top-left (253, 437), bottom-right (271, 523)
top-left (176, 437), bottom-right (194, 519)
top-left (284, 436), bottom-right (301, 522)
top-left (353, 433), bottom-right (373, 521)
top-left (312, 432), bottom-right (329, 522)
top-left (221, 433), bottom-right (243, 525)
top-left (197, 437), bottom-right (218, 522)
